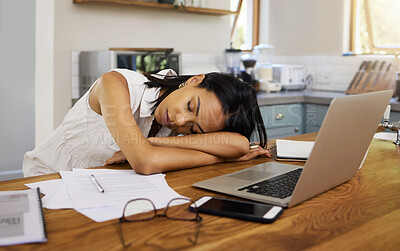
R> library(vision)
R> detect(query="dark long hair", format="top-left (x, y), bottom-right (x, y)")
top-left (143, 72), bottom-right (267, 148)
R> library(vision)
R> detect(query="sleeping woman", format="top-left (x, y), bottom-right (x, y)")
top-left (23, 69), bottom-right (271, 177)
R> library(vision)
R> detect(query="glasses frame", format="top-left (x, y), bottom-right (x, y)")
top-left (118, 198), bottom-right (202, 249)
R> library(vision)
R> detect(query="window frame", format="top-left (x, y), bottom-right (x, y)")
top-left (350, 0), bottom-right (400, 54)
top-left (230, 0), bottom-right (260, 51)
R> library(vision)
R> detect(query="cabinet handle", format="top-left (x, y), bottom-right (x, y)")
top-left (294, 127), bottom-right (300, 132)
top-left (275, 113), bottom-right (284, 120)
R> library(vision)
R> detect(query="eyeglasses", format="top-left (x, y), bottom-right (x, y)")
top-left (118, 198), bottom-right (202, 249)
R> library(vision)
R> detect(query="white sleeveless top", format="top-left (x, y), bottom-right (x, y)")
top-left (23, 69), bottom-right (173, 177)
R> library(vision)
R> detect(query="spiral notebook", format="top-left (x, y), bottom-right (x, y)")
top-left (276, 139), bottom-right (315, 162)
top-left (0, 188), bottom-right (47, 246)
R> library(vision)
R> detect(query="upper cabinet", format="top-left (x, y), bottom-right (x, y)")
top-left (73, 0), bottom-right (238, 16)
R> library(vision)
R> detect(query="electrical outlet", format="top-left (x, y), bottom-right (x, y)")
top-left (315, 71), bottom-right (331, 84)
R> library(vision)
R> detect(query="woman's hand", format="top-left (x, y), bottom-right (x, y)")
top-left (225, 145), bottom-right (272, 162)
top-left (104, 151), bottom-right (127, 165)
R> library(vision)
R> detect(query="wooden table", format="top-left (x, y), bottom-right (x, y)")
top-left (1, 133), bottom-right (399, 250)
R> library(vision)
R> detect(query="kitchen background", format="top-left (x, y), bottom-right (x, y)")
top-left (0, 0), bottom-right (398, 181)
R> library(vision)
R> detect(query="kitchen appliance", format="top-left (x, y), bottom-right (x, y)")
top-left (254, 44), bottom-right (274, 68)
top-left (77, 49), bottom-right (181, 100)
top-left (254, 44), bottom-right (281, 93)
top-left (396, 72), bottom-right (400, 101)
top-left (224, 46), bottom-right (242, 77)
top-left (273, 64), bottom-right (306, 91)
top-left (258, 68), bottom-right (282, 93)
top-left (240, 52), bottom-right (257, 83)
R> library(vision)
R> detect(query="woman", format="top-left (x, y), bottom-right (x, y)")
top-left (23, 69), bottom-right (271, 177)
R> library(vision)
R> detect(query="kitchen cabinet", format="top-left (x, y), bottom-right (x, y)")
top-left (253, 103), bottom-right (327, 141)
top-left (73, 0), bottom-right (238, 15)
top-left (253, 91), bottom-right (400, 143)
top-left (252, 104), bottom-right (304, 141)
top-left (390, 111), bottom-right (400, 121)
top-left (253, 103), bottom-right (400, 143)
top-left (259, 103), bottom-right (329, 140)
top-left (303, 104), bottom-right (329, 133)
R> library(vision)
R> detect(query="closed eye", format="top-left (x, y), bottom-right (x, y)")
top-left (190, 125), bottom-right (196, 134)
top-left (187, 101), bottom-right (192, 112)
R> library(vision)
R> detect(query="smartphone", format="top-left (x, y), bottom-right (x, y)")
top-left (189, 196), bottom-right (283, 223)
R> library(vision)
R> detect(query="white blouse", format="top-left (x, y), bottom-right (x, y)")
top-left (23, 69), bottom-right (173, 177)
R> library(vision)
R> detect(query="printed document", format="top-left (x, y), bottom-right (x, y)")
top-left (26, 169), bottom-right (185, 222)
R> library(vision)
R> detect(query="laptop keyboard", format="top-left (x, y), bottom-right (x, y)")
top-left (237, 168), bottom-right (303, 199)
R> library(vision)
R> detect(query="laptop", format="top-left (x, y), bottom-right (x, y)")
top-left (194, 90), bottom-right (393, 207)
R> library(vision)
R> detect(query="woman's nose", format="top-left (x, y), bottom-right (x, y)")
top-left (175, 113), bottom-right (193, 126)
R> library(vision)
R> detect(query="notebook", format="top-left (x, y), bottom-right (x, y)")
top-left (193, 90), bottom-right (393, 207)
top-left (0, 188), bottom-right (47, 246)
top-left (276, 139), bottom-right (315, 161)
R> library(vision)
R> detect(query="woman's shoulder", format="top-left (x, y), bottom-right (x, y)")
top-left (111, 68), bottom-right (177, 84)
top-left (110, 69), bottom-right (148, 86)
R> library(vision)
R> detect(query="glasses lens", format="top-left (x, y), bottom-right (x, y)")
top-left (166, 198), bottom-right (197, 220)
top-left (124, 199), bottom-right (155, 221)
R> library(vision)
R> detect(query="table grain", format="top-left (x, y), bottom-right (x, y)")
top-left (1, 133), bottom-right (399, 250)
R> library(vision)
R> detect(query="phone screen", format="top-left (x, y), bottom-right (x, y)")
top-left (200, 198), bottom-right (274, 216)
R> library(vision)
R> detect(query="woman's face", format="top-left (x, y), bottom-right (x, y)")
top-left (154, 75), bottom-right (227, 135)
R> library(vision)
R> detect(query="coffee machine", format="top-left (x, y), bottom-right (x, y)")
top-left (240, 52), bottom-right (257, 84)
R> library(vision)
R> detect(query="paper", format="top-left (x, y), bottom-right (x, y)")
top-left (25, 179), bottom-right (73, 209)
top-left (60, 169), bottom-right (179, 209)
top-left (373, 132), bottom-right (397, 142)
top-left (77, 206), bottom-right (123, 222)
top-left (26, 179), bottom-right (118, 221)
top-left (24, 179), bottom-right (61, 195)
top-left (276, 139), bottom-right (315, 161)
top-left (25, 169), bottom-right (186, 222)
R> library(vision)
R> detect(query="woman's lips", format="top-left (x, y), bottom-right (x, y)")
top-left (163, 110), bottom-right (171, 127)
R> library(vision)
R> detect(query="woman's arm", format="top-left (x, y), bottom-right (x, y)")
top-left (105, 146), bottom-right (272, 166)
top-left (147, 132), bottom-right (250, 159)
top-left (90, 72), bottom-right (249, 175)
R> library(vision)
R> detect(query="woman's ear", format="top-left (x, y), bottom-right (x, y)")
top-left (186, 74), bottom-right (205, 86)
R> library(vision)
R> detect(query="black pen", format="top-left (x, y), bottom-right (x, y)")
top-left (91, 174), bottom-right (105, 193)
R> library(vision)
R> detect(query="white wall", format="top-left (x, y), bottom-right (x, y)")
top-left (0, 0), bottom-right (35, 180)
top-left (259, 0), bottom-right (270, 44)
top-left (262, 0), bottom-right (346, 55)
top-left (257, 0), bottom-right (373, 92)
top-left (36, 0), bottom-right (55, 146)
top-left (36, 0), bottom-right (231, 144)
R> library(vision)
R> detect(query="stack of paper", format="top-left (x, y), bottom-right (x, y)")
top-left (25, 169), bottom-right (185, 222)
top-left (373, 132), bottom-right (397, 142)
top-left (276, 139), bottom-right (315, 161)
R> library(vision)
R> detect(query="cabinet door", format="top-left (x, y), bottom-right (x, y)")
top-left (260, 104), bottom-right (303, 129)
top-left (266, 126), bottom-right (302, 140)
top-left (251, 104), bottom-right (303, 142)
top-left (390, 111), bottom-right (400, 122)
top-left (304, 104), bottom-right (329, 133)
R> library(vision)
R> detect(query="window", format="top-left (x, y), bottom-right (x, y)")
top-left (350, 0), bottom-right (400, 54)
top-left (230, 0), bottom-right (260, 50)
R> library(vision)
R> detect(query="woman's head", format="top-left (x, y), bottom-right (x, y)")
top-left (145, 72), bottom-right (267, 148)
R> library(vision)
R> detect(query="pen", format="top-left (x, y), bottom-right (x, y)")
top-left (91, 174), bottom-right (105, 193)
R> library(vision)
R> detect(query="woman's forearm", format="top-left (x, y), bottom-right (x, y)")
top-left (139, 146), bottom-right (225, 174)
top-left (105, 142), bottom-right (272, 175)
top-left (148, 132), bottom-right (249, 159)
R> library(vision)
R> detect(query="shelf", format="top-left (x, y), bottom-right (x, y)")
top-left (73, 0), bottom-right (238, 16)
